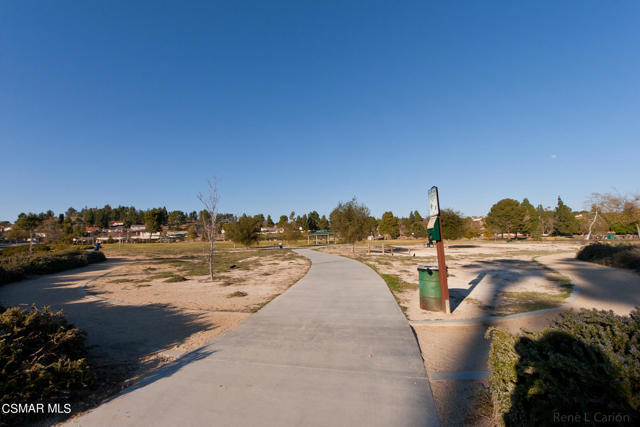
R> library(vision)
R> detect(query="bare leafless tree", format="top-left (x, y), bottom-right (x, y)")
top-left (198, 179), bottom-right (219, 281)
top-left (588, 192), bottom-right (640, 238)
top-left (586, 208), bottom-right (599, 240)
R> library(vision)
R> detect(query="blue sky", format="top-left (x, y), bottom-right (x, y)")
top-left (1, 0), bottom-right (639, 222)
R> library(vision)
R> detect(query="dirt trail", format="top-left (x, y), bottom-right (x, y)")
top-left (537, 252), bottom-right (640, 315)
top-left (414, 251), bottom-right (640, 425)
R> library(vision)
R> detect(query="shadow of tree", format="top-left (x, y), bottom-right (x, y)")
top-left (0, 258), bottom-right (227, 424)
top-left (505, 331), bottom-right (637, 426)
top-left (0, 258), bottom-right (219, 380)
top-left (449, 271), bottom-right (487, 312)
top-left (449, 259), bottom-right (570, 315)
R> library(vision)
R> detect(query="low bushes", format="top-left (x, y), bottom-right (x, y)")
top-left (487, 309), bottom-right (639, 425)
top-left (0, 244), bottom-right (93, 257)
top-left (0, 250), bottom-right (106, 286)
top-left (577, 242), bottom-right (640, 272)
top-left (0, 306), bottom-right (94, 424)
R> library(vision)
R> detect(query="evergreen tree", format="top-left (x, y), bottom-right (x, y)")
top-left (307, 211), bottom-right (320, 231)
top-left (14, 213), bottom-right (42, 256)
top-left (411, 221), bottom-right (427, 238)
top-left (144, 209), bottom-right (164, 235)
top-left (329, 198), bottom-right (371, 252)
top-left (553, 197), bottom-right (580, 236)
top-left (318, 215), bottom-right (329, 230)
top-left (440, 209), bottom-right (466, 240)
top-left (485, 198), bottom-right (526, 238)
top-left (168, 210), bottom-right (187, 226)
top-left (227, 214), bottom-right (260, 246)
top-left (521, 198), bottom-right (541, 239)
top-left (378, 211), bottom-right (400, 239)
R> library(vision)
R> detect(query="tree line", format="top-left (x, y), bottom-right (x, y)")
top-left (3, 191), bottom-right (638, 246)
top-left (484, 193), bottom-right (640, 239)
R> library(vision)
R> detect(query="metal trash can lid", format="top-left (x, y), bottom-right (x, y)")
top-left (417, 265), bottom-right (447, 272)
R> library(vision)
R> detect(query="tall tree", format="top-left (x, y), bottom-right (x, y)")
top-left (83, 209), bottom-right (95, 227)
top-left (521, 198), bottom-right (541, 239)
top-left (537, 204), bottom-right (554, 236)
top-left (329, 198), bottom-right (371, 252)
top-left (589, 192), bottom-right (640, 237)
top-left (266, 215), bottom-right (275, 227)
top-left (14, 213), bottom-right (42, 256)
top-left (295, 214), bottom-right (308, 230)
top-left (553, 197), bottom-right (580, 236)
top-left (253, 214), bottom-right (266, 228)
top-left (365, 216), bottom-right (379, 237)
top-left (227, 214), bottom-right (260, 247)
top-left (378, 211), bottom-right (400, 239)
top-left (168, 210), bottom-right (187, 227)
top-left (318, 215), bottom-right (329, 230)
top-left (144, 209), bottom-right (164, 238)
top-left (65, 207), bottom-right (78, 219)
top-left (198, 180), bottom-right (220, 280)
top-left (307, 211), bottom-right (320, 231)
top-left (485, 198), bottom-right (526, 238)
top-left (281, 221), bottom-right (301, 244)
top-left (440, 209), bottom-right (466, 240)
top-left (278, 215), bottom-right (288, 227)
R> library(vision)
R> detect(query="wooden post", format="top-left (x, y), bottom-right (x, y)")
top-left (391, 247), bottom-right (394, 256)
top-left (436, 218), bottom-right (451, 313)
top-left (368, 241), bottom-right (370, 254)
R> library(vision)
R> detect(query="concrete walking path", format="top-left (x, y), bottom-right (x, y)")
top-left (67, 249), bottom-right (439, 426)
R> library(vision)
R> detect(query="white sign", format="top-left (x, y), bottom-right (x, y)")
top-left (427, 216), bottom-right (437, 230)
top-left (428, 186), bottom-right (440, 217)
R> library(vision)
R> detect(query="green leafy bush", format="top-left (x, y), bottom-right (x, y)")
top-left (487, 309), bottom-right (640, 426)
top-left (0, 306), bottom-right (94, 424)
top-left (0, 244), bottom-right (94, 257)
top-left (577, 243), bottom-right (640, 271)
top-left (0, 244), bottom-right (52, 256)
top-left (0, 250), bottom-right (106, 285)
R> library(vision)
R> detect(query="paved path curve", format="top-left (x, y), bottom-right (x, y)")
top-left (68, 249), bottom-right (439, 427)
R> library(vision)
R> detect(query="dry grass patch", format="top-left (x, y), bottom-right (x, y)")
top-left (85, 248), bottom-right (310, 313)
top-left (493, 291), bottom-right (566, 316)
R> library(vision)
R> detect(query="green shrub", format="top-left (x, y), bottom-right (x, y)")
top-left (487, 309), bottom-right (640, 426)
top-left (0, 244), bottom-right (93, 257)
top-left (0, 244), bottom-right (52, 256)
top-left (577, 243), bottom-right (640, 271)
top-left (0, 306), bottom-right (93, 424)
top-left (0, 251), bottom-right (106, 286)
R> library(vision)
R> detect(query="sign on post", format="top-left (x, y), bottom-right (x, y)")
top-left (428, 186), bottom-right (440, 218)
top-left (425, 186), bottom-right (450, 313)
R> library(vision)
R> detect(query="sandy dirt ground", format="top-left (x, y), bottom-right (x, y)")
top-left (320, 241), bottom-right (581, 320)
top-left (0, 249), bottom-right (311, 414)
top-left (85, 252), bottom-right (310, 313)
top-left (414, 311), bottom-right (564, 425)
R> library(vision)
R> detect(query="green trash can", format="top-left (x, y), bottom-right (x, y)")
top-left (418, 265), bottom-right (444, 311)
